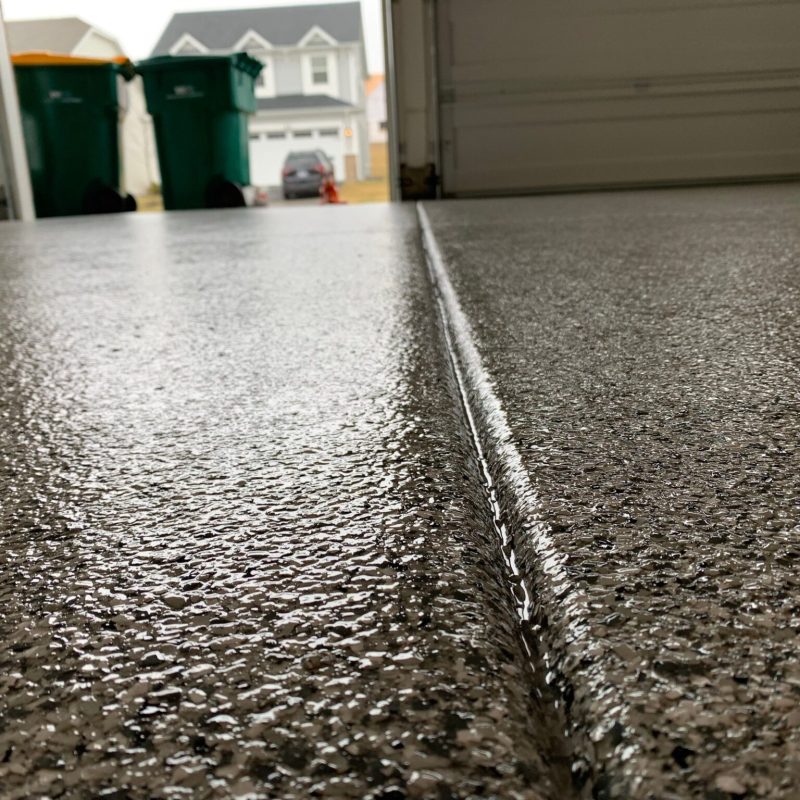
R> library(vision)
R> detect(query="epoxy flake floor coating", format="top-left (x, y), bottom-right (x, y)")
top-left (0, 207), bottom-right (572, 800)
top-left (421, 185), bottom-right (800, 800)
top-left (2, 186), bottom-right (798, 800)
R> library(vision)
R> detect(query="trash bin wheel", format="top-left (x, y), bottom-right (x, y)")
top-left (124, 194), bottom-right (138, 212)
top-left (205, 176), bottom-right (246, 209)
top-left (83, 180), bottom-right (126, 215)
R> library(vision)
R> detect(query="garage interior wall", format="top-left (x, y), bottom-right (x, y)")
top-left (389, 0), bottom-right (800, 199)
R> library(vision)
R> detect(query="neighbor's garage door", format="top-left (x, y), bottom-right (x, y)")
top-left (435, 0), bottom-right (800, 196)
top-left (249, 129), bottom-right (345, 188)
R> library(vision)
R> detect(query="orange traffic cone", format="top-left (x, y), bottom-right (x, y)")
top-left (320, 176), bottom-right (346, 204)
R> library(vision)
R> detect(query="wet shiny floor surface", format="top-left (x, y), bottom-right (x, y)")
top-left (0, 207), bottom-right (570, 800)
top-left (1, 186), bottom-right (798, 800)
top-left (422, 184), bottom-right (800, 799)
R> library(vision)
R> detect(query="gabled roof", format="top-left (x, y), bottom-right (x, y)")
top-left (257, 94), bottom-right (353, 111)
top-left (150, 3), bottom-right (363, 56)
top-left (5, 17), bottom-right (92, 55)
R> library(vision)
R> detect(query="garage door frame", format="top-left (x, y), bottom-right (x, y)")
top-left (390, 0), bottom-right (800, 199)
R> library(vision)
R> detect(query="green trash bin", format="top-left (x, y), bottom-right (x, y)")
top-left (12, 52), bottom-right (137, 218)
top-left (136, 53), bottom-right (262, 210)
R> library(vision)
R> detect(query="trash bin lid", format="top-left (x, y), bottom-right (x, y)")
top-left (136, 52), bottom-right (263, 79)
top-left (12, 51), bottom-right (136, 79)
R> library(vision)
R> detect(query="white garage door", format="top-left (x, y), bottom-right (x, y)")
top-left (436, 0), bottom-right (800, 196)
top-left (249, 128), bottom-right (345, 188)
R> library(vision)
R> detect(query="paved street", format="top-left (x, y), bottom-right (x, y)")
top-left (0, 185), bottom-right (798, 800)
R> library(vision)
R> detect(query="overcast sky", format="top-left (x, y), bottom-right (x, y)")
top-left (1, 0), bottom-right (385, 72)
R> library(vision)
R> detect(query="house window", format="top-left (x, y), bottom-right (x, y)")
top-left (302, 51), bottom-right (337, 96)
top-left (293, 130), bottom-right (313, 138)
top-left (319, 128), bottom-right (339, 137)
top-left (267, 132), bottom-right (287, 140)
top-left (310, 55), bottom-right (329, 86)
top-left (249, 133), bottom-right (261, 141)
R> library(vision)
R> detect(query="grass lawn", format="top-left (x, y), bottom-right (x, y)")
top-left (337, 178), bottom-right (389, 204)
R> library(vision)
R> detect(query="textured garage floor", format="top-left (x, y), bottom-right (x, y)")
top-left (1, 185), bottom-right (798, 800)
top-left (0, 207), bottom-right (571, 800)
top-left (420, 184), bottom-right (800, 800)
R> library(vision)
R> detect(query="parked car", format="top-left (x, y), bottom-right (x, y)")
top-left (281, 151), bottom-right (334, 199)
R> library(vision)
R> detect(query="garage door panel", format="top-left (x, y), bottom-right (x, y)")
top-left (447, 109), bottom-right (800, 194)
top-left (436, 0), bottom-right (800, 195)
top-left (443, 1), bottom-right (800, 85)
top-left (445, 85), bottom-right (800, 125)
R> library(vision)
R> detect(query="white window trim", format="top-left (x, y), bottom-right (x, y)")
top-left (302, 51), bottom-right (338, 98)
top-left (298, 25), bottom-right (338, 48)
top-left (169, 33), bottom-right (209, 56)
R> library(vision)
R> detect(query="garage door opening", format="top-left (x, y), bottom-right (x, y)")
top-left (214, 0), bottom-right (390, 206)
top-left (2, 0), bottom-right (391, 210)
top-left (151, 0), bottom-right (390, 206)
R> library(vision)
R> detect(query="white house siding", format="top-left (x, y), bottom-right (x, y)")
top-left (120, 79), bottom-right (160, 195)
top-left (273, 54), bottom-right (303, 95)
top-left (355, 114), bottom-right (369, 178)
top-left (337, 50), bottom-right (353, 103)
top-left (75, 30), bottom-right (122, 59)
top-left (367, 80), bottom-right (387, 143)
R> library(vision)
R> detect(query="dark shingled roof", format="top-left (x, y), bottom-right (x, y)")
top-left (257, 94), bottom-right (353, 111)
top-left (150, 3), bottom-right (363, 56)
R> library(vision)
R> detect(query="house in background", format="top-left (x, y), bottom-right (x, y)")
top-left (364, 73), bottom-right (387, 180)
top-left (365, 74), bottom-right (386, 144)
top-left (5, 17), bottom-right (159, 196)
top-left (151, 2), bottom-right (370, 187)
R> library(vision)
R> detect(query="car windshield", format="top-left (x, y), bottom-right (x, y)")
top-left (286, 153), bottom-right (320, 170)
